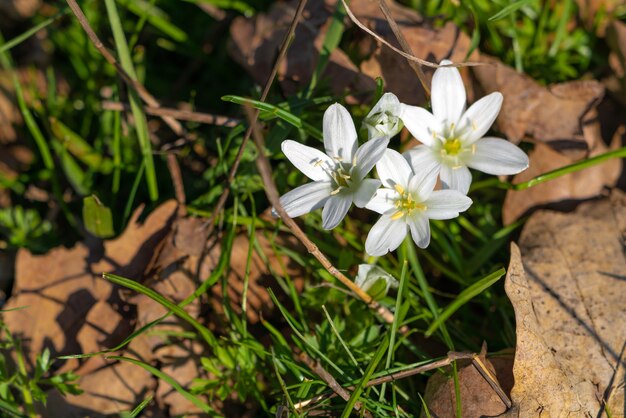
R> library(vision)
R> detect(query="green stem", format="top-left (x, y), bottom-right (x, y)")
top-left (471, 146), bottom-right (626, 192)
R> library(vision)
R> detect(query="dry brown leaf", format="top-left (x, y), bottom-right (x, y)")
top-left (606, 20), bottom-right (626, 106)
top-left (423, 350), bottom-right (513, 417)
top-left (228, 0), bottom-right (375, 100)
top-left (502, 192), bottom-right (626, 417)
top-left (502, 127), bottom-right (622, 224)
top-left (356, 0), bottom-right (475, 106)
top-left (473, 55), bottom-right (604, 155)
top-left (3, 200), bottom-right (177, 414)
top-left (0, 0), bottom-right (41, 22)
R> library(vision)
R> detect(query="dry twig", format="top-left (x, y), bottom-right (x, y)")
top-left (341, 0), bottom-right (481, 69)
top-left (102, 101), bottom-right (239, 127)
top-left (293, 350), bottom-right (511, 411)
top-left (202, 0), bottom-right (309, 240)
top-left (379, 0), bottom-right (430, 97)
top-left (297, 351), bottom-right (372, 417)
top-left (65, 0), bottom-right (185, 138)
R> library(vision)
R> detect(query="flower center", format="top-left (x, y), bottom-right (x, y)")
top-left (329, 160), bottom-right (356, 195)
top-left (443, 138), bottom-right (462, 156)
top-left (391, 184), bottom-right (426, 220)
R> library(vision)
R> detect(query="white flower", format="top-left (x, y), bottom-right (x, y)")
top-left (362, 93), bottom-right (403, 140)
top-left (365, 149), bottom-right (472, 256)
top-left (277, 103), bottom-right (389, 230)
top-left (400, 60), bottom-right (529, 194)
top-left (355, 264), bottom-right (398, 298)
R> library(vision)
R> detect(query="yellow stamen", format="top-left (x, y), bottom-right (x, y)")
top-left (391, 211), bottom-right (404, 220)
top-left (394, 184), bottom-right (405, 194)
top-left (443, 138), bottom-right (462, 156)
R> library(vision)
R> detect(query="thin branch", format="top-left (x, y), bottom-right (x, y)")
top-left (102, 101), bottom-right (239, 127)
top-left (297, 351), bottom-right (372, 417)
top-left (202, 0), bottom-right (309, 239)
top-left (243, 106), bottom-right (398, 330)
top-left (379, 0), bottom-right (430, 97)
top-left (293, 350), bottom-right (512, 411)
top-left (341, 0), bottom-right (481, 69)
top-left (166, 153), bottom-right (186, 217)
top-left (65, 0), bottom-right (185, 138)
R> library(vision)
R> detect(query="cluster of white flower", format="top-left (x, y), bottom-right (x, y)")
top-left (276, 61), bottom-right (529, 256)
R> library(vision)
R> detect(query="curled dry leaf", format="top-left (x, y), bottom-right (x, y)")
top-left (228, 0), bottom-right (375, 100)
top-left (473, 55), bottom-right (604, 155)
top-left (3, 200), bottom-right (178, 415)
top-left (423, 350), bottom-right (514, 418)
top-left (502, 191), bottom-right (626, 417)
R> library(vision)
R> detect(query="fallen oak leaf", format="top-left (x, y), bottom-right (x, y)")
top-left (228, 0), bottom-right (375, 101)
top-left (3, 200), bottom-right (177, 415)
top-left (355, 0), bottom-right (475, 106)
top-left (502, 191), bottom-right (626, 417)
top-left (473, 55), bottom-right (604, 156)
top-left (502, 126), bottom-right (622, 224)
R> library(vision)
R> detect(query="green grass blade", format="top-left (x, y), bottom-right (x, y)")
top-left (116, 0), bottom-right (188, 42)
top-left (425, 268), bottom-right (506, 337)
top-left (120, 394), bottom-right (154, 418)
top-left (0, 7), bottom-right (70, 55)
top-left (0, 398), bottom-right (28, 418)
top-left (380, 260), bottom-right (408, 400)
top-left (103, 273), bottom-right (217, 347)
top-left (306, 0), bottom-right (346, 96)
top-left (339, 334), bottom-right (389, 418)
top-left (221, 95), bottom-right (323, 140)
top-left (488, 0), bottom-right (533, 21)
top-left (181, 0), bottom-right (254, 15)
top-left (104, 0), bottom-right (158, 201)
top-left (50, 117), bottom-right (113, 172)
top-left (107, 356), bottom-right (214, 413)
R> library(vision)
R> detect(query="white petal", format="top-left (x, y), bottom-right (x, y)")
top-left (399, 104), bottom-right (440, 146)
top-left (365, 214), bottom-right (408, 256)
top-left (321, 192), bottom-right (352, 230)
top-left (353, 137), bottom-right (390, 181)
top-left (367, 92), bottom-right (401, 117)
top-left (376, 149), bottom-right (412, 189)
top-left (323, 103), bottom-right (358, 162)
top-left (466, 137), bottom-right (529, 175)
top-left (431, 59), bottom-right (466, 125)
top-left (281, 140), bottom-right (333, 182)
top-left (424, 190), bottom-right (473, 220)
top-left (365, 188), bottom-right (398, 214)
top-left (403, 145), bottom-right (440, 173)
top-left (278, 182), bottom-right (332, 218)
top-left (440, 164), bottom-right (472, 195)
top-left (408, 214), bottom-right (431, 248)
top-left (407, 164), bottom-right (439, 201)
top-left (353, 178), bottom-right (381, 208)
top-left (459, 92), bottom-right (503, 144)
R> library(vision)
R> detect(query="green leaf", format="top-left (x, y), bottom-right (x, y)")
top-left (82, 196), bottom-right (115, 238)
top-left (221, 95), bottom-right (323, 140)
top-left (107, 356), bottom-right (214, 413)
top-left (425, 268), bottom-right (506, 337)
top-left (50, 117), bottom-right (113, 173)
top-left (103, 273), bottom-right (217, 347)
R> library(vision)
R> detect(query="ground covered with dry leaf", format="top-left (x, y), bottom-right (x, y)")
top-left (0, 0), bottom-right (625, 417)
